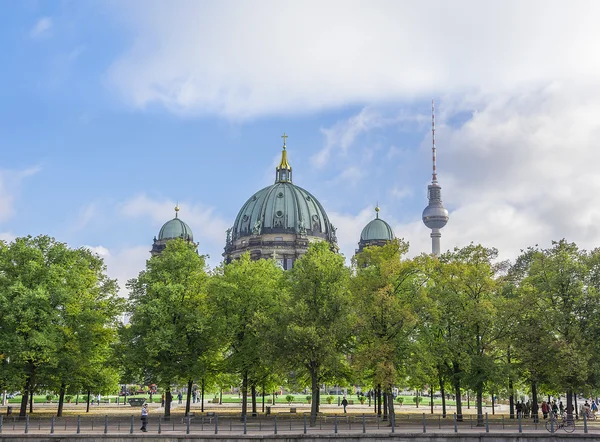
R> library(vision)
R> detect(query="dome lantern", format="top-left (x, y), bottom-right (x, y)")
top-left (275, 133), bottom-right (292, 183)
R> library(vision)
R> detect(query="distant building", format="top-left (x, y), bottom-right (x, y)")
top-left (356, 206), bottom-right (395, 254)
top-left (151, 206), bottom-right (197, 256)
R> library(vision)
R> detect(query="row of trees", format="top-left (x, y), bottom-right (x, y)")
top-left (2, 235), bottom-right (600, 427)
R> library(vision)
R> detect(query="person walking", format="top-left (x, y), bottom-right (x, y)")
top-left (140, 404), bottom-right (149, 432)
top-left (342, 397), bottom-right (348, 413)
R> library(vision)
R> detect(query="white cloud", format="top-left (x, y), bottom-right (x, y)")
top-left (119, 194), bottom-right (230, 266)
top-left (0, 166), bottom-right (41, 222)
top-left (107, 1), bottom-right (600, 119)
top-left (30, 17), bottom-right (53, 39)
top-left (85, 244), bottom-right (149, 297)
top-left (329, 206), bottom-right (382, 260)
top-left (391, 186), bottom-right (412, 200)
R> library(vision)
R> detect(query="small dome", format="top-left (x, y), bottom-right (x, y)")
top-left (360, 217), bottom-right (394, 242)
top-left (158, 217), bottom-right (193, 241)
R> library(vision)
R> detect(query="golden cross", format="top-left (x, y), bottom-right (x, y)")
top-left (281, 133), bottom-right (288, 148)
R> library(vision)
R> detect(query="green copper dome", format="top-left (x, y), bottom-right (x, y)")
top-left (231, 182), bottom-right (335, 242)
top-left (158, 207), bottom-right (193, 241)
top-left (360, 209), bottom-right (394, 241)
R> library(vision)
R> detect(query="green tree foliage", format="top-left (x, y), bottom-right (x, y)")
top-left (510, 240), bottom-right (600, 418)
top-left (280, 241), bottom-right (353, 426)
top-left (351, 239), bottom-right (423, 421)
top-left (210, 253), bottom-right (285, 418)
top-left (425, 244), bottom-right (508, 424)
top-left (125, 238), bottom-right (215, 417)
top-left (0, 235), bottom-right (121, 417)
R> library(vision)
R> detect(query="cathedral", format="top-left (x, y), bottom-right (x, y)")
top-left (152, 102), bottom-right (449, 263)
top-left (152, 135), bottom-right (398, 265)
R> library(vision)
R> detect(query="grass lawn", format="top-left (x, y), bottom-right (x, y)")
top-left (6, 393), bottom-right (488, 408)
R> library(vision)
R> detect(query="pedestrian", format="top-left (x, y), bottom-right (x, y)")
top-left (178, 392), bottom-right (183, 404)
top-left (516, 401), bottom-right (522, 417)
top-left (161, 393), bottom-right (165, 407)
top-left (140, 404), bottom-right (149, 432)
top-left (97, 393), bottom-right (101, 406)
top-left (541, 401), bottom-right (549, 419)
top-left (342, 397), bottom-right (348, 413)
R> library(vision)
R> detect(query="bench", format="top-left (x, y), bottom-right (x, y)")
top-left (128, 398), bottom-right (146, 407)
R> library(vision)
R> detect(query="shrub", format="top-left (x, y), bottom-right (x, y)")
top-left (285, 395), bottom-right (294, 405)
top-left (326, 396), bottom-right (334, 404)
top-left (46, 394), bottom-right (55, 402)
top-left (412, 396), bottom-right (422, 404)
top-left (396, 397), bottom-right (404, 405)
top-left (65, 395), bottom-right (73, 403)
top-left (306, 396), bottom-right (312, 403)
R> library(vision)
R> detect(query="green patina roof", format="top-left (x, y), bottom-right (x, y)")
top-left (231, 182), bottom-right (335, 241)
top-left (158, 217), bottom-right (193, 241)
top-left (360, 217), bottom-right (394, 242)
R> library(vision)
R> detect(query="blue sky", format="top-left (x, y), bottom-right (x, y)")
top-left (2, 1), bottom-right (600, 292)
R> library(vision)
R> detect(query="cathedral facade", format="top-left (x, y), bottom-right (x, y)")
top-left (153, 135), bottom-right (396, 265)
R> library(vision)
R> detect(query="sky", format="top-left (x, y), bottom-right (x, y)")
top-left (2, 0), bottom-right (600, 293)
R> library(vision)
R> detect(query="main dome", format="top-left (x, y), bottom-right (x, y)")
top-left (224, 135), bottom-right (337, 268)
top-left (231, 182), bottom-right (335, 241)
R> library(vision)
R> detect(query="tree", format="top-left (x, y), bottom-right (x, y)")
top-left (47, 247), bottom-right (122, 416)
top-left (351, 239), bottom-right (423, 421)
top-left (125, 238), bottom-right (215, 418)
top-left (0, 235), bottom-right (121, 417)
top-left (279, 241), bottom-right (353, 427)
top-left (512, 240), bottom-right (600, 419)
top-left (425, 244), bottom-right (508, 425)
top-left (210, 253), bottom-right (285, 419)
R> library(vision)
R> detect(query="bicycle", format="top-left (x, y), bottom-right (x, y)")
top-left (546, 413), bottom-right (575, 433)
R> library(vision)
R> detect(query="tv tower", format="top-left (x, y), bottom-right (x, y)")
top-left (422, 100), bottom-right (449, 256)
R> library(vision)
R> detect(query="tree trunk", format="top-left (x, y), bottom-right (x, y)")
top-left (386, 391), bottom-right (395, 424)
top-left (185, 379), bottom-right (193, 416)
top-left (165, 388), bottom-right (172, 418)
top-left (251, 384), bottom-right (257, 416)
top-left (57, 383), bottom-right (66, 417)
top-left (430, 388), bottom-right (434, 414)
top-left (492, 392), bottom-right (495, 415)
top-left (241, 370), bottom-right (248, 419)
top-left (377, 384), bottom-right (382, 416)
top-left (454, 378), bottom-right (463, 421)
top-left (19, 373), bottom-right (30, 417)
top-left (509, 379), bottom-right (515, 419)
top-left (219, 388), bottom-right (222, 405)
top-left (566, 390), bottom-right (574, 421)
top-left (382, 390), bottom-right (388, 421)
top-left (439, 372), bottom-right (447, 418)
top-left (531, 381), bottom-right (539, 423)
top-left (416, 390), bottom-right (419, 408)
top-left (29, 389), bottom-right (34, 414)
top-left (262, 384), bottom-right (265, 413)
top-left (201, 379), bottom-right (205, 412)
top-left (574, 393), bottom-right (579, 420)
top-left (310, 366), bottom-right (319, 427)
top-left (86, 390), bottom-right (91, 413)
top-left (476, 386), bottom-right (484, 426)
